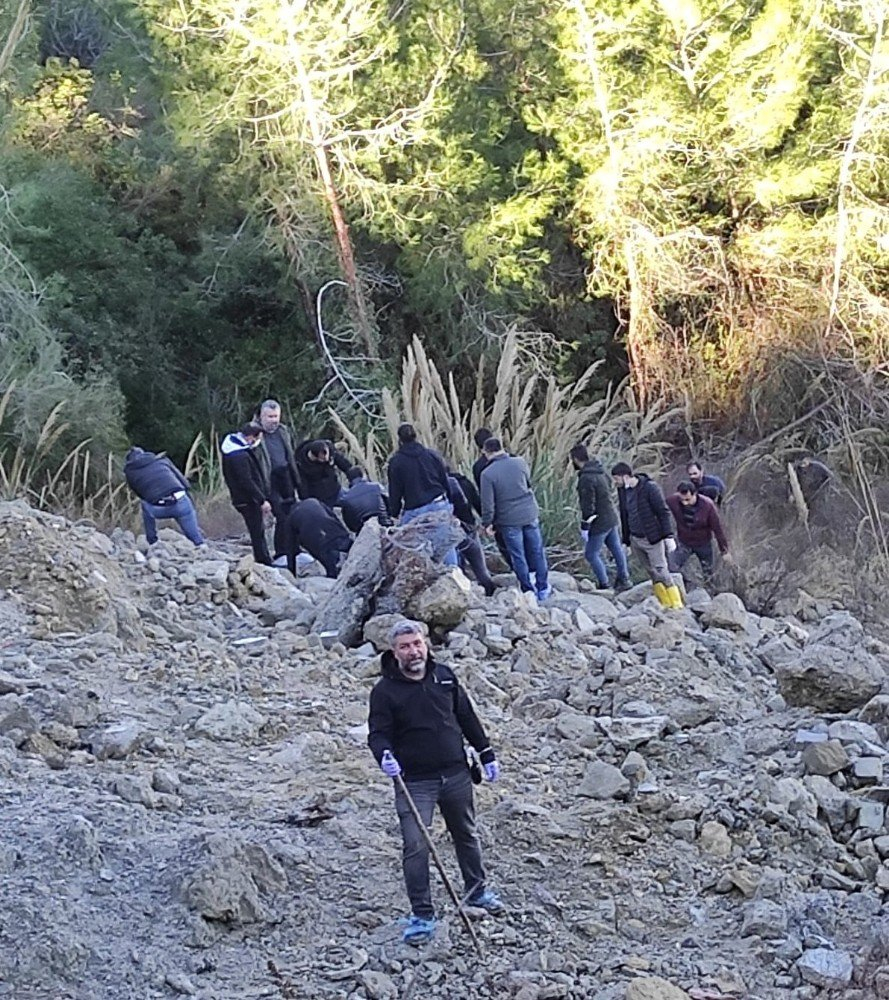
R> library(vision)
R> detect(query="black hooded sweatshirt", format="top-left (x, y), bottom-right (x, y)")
top-left (367, 652), bottom-right (494, 781)
top-left (386, 440), bottom-right (450, 517)
top-left (294, 439), bottom-right (351, 506)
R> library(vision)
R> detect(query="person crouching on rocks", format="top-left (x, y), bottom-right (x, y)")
top-left (368, 620), bottom-right (504, 945)
top-left (283, 498), bottom-right (352, 578)
top-left (124, 447), bottom-right (204, 547)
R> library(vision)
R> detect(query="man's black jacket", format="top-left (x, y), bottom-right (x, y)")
top-left (340, 479), bottom-right (391, 533)
top-left (452, 471), bottom-right (481, 516)
top-left (446, 475), bottom-right (475, 530)
top-left (221, 434), bottom-right (268, 507)
top-left (294, 439), bottom-right (351, 506)
top-left (285, 498), bottom-right (351, 560)
top-left (616, 473), bottom-right (674, 545)
top-left (124, 449), bottom-right (189, 503)
top-left (576, 458), bottom-right (618, 534)
top-left (387, 441), bottom-right (450, 516)
top-left (368, 652), bottom-right (494, 781)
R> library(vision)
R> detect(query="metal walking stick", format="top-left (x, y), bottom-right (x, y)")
top-left (393, 772), bottom-right (484, 957)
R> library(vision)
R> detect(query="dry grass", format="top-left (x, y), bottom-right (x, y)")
top-left (331, 330), bottom-right (679, 541)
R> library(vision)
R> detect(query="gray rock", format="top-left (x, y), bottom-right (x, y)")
top-left (596, 714), bottom-right (669, 749)
top-left (801, 740), bottom-right (850, 776)
top-left (700, 592), bottom-right (748, 630)
top-left (577, 760), bottom-right (630, 799)
top-left (796, 948), bottom-right (853, 988)
top-left (358, 970), bottom-right (397, 999)
top-left (111, 774), bottom-right (159, 808)
top-left (313, 520), bottom-right (383, 645)
top-left (407, 569), bottom-right (472, 629)
top-left (554, 713), bottom-right (600, 747)
top-left (857, 800), bottom-right (886, 833)
top-left (775, 642), bottom-right (884, 712)
top-left (90, 720), bottom-right (147, 761)
top-left (828, 719), bottom-right (882, 745)
top-left (194, 700), bottom-right (267, 742)
top-left (854, 757), bottom-right (884, 782)
top-left (804, 775), bottom-right (850, 830)
top-left (625, 977), bottom-right (691, 1000)
top-left (740, 898), bottom-right (788, 938)
top-left (363, 614), bottom-right (407, 652)
top-left (699, 820), bottom-right (732, 857)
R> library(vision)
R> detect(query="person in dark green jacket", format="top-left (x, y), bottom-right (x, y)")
top-left (570, 445), bottom-right (631, 591)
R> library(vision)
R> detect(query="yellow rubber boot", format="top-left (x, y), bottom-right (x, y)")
top-left (665, 584), bottom-right (684, 609)
top-left (652, 582), bottom-right (670, 607)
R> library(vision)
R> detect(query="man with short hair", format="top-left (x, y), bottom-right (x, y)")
top-left (221, 422), bottom-right (272, 565)
top-left (387, 424), bottom-right (458, 566)
top-left (284, 498), bottom-right (352, 578)
top-left (339, 467), bottom-right (391, 534)
top-left (368, 620), bottom-right (502, 945)
top-left (611, 462), bottom-right (682, 608)
top-left (687, 461), bottom-right (726, 506)
top-left (666, 481), bottom-right (729, 581)
top-left (254, 399), bottom-right (301, 559)
top-left (480, 438), bottom-right (550, 601)
top-left (570, 444), bottom-right (629, 591)
top-left (295, 438), bottom-right (352, 508)
top-left (124, 447), bottom-right (204, 546)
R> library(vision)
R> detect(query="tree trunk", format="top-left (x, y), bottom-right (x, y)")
top-left (290, 43), bottom-right (376, 358)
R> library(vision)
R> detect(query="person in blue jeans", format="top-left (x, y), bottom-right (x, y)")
top-left (387, 423), bottom-right (458, 566)
top-left (570, 444), bottom-right (630, 591)
top-left (368, 620), bottom-right (503, 945)
top-left (479, 437), bottom-right (550, 601)
top-left (123, 447), bottom-right (204, 546)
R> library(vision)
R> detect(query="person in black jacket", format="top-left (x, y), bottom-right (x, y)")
top-left (284, 499), bottom-right (352, 577)
top-left (611, 462), bottom-right (682, 608)
top-left (368, 620), bottom-right (503, 945)
top-left (339, 467), bottom-right (391, 533)
top-left (294, 438), bottom-right (352, 508)
top-left (254, 399), bottom-right (301, 559)
top-left (124, 447), bottom-right (204, 546)
top-left (471, 427), bottom-right (494, 490)
top-left (570, 445), bottom-right (629, 591)
top-left (387, 424), bottom-right (457, 565)
top-left (221, 423), bottom-right (272, 565)
top-left (447, 473), bottom-right (496, 596)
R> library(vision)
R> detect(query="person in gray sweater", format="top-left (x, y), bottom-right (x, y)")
top-left (480, 438), bottom-right (550, 601)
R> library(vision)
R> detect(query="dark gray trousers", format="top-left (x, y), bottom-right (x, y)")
top-left (394, 769), bottom-right (485, 919)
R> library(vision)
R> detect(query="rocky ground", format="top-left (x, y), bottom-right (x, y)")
top-left (0, 499), bottom-right (887, 1000)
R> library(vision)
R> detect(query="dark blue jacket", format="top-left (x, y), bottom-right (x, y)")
top-left (124, 449), bottom-right (189, 504)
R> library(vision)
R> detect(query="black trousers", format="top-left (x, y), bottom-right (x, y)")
top-left (269, 495), bottom-right (295, 559)
top-left (235, 503), bottom-right (271, 566)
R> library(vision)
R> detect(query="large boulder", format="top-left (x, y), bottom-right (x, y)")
top-left (406, 569), bottom-right (472, 629)
top-left (701, 591), bottom-right (749, 630)
top-left (774, 613), bottom-right (885, 711)
top-left (312, 520), bottom-right (384, 646)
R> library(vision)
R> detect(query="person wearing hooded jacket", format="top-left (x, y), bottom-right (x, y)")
top-left (611, 461), bottom-right (682, 608)
top-left (221, 422), bottom-right (272, 566)
top-left (124, 447), bottom-right (204, 546)
top-left (570, 444), bottom-right (629, 591)
top-left (368, 620), bottom-right (503, 945)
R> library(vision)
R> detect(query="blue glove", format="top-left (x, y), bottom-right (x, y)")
top-left (580, 530), bottom-right (589, 544)
top-left (484, 761), bottom-right (500, 782)
top-left (381, 750), bottom-right (401, 778)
